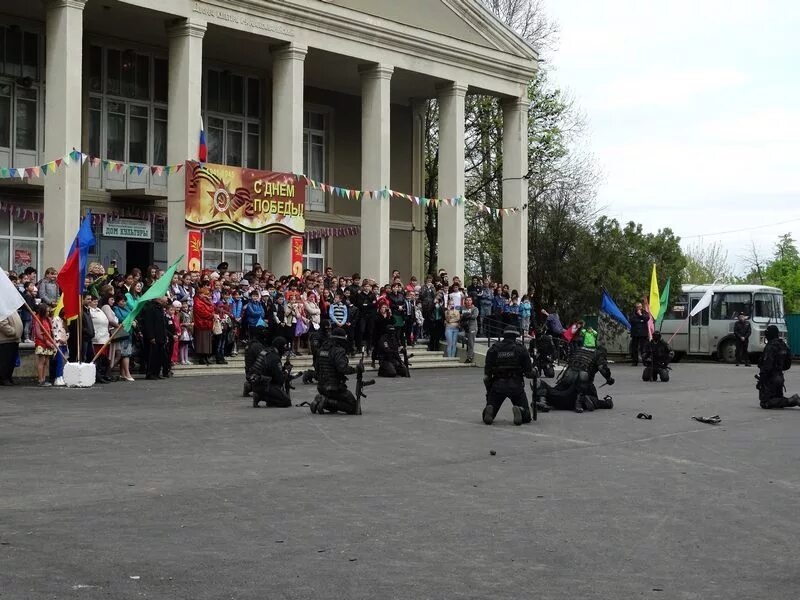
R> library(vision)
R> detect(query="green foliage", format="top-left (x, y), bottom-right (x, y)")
top-left (682, 241), bottom-right (734, 284)
top-left (763, 234), bottom-right (800, 312)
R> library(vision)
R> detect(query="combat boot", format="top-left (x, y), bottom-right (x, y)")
top-left (310, 394), bottom-right (324, 414)
top-left (573, 396), bottom-right (584, 413)
top-left (512, 405), bottom-right (523, 426)
top-left (482, 404), bottom-right (495, 425)
top-left (534, 398), bottom-right (550, 413)
top-left (788, 393), bottom-right (800, 408)
top-left (242, 381), bottom-right (251, 397)
top-left (252, 394), bottom-right (261, 408)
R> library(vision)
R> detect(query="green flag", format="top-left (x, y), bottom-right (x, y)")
top-left (656, 277), bottom-right (671, 327)
top-left (121, 255), bottom-right (183, 332)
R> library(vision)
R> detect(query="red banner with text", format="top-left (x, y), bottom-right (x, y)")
top-left (184, 161), bottom-right (305, 235)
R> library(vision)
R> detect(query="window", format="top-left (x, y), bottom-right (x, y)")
top-left (753, 293), bottom-right (784, 321)
top-left (0, 81), bottom-right (41, 163)
top-left (0, 212), bottom-right (43, 273)
top-left (663, 294), bottom-right (688, 320)
top-left (0, 26), bottom-right (40, 80)
top-left (303, 110), bottom-right (326, 211)
top-left (690, 297), bottom-right (709, 326)
top-left (202, 230), bottom-right (257, 272)
top-left (204, 69), bottom-right (261, 168)
top-left (303, 237), bottom-right (325, 272)
top-left (88, 45), bottom-right (168, 183)
top-left (710, 293), bottom-right (752, 321)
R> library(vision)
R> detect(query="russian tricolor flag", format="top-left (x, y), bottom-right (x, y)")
top-left (199, 117), bottom-right (208, 163)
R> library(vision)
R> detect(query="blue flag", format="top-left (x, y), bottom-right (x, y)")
top-left (67, 210), bottom-right (96, 293)
top-left (600, 289), bottom-right (631, 331)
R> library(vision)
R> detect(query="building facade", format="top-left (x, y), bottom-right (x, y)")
top-left (0, 0), bottom-right (536, 289)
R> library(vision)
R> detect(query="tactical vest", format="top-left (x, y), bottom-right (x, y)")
top-left (318, 340), bottom-right (346, 388)
top-left (569, 347), bottom-right (595, 373)
top-left (491, 341), bottom-right (522, 377)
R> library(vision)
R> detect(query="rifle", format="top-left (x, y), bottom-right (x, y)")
top-left (281, 356), bottom-right (303, 400)
top-left (355, 351), bottom-right (375, 415)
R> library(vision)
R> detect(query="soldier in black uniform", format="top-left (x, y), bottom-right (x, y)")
top-left (310, 328), bottom-right (361, 415)
top-left (303, 320), bottom-right (331, 384)
top-left (483, 326), bottom-right (536, 426)
top-left (242, 325), bottom-right (267, 396)
top-left (377, 325), bottom-right (409, 378)
top-left (756, 325), bottom-right (800, 409)
top-left (537, 345), bottom-right (615, 412)
top-left (642, 331), bottom-right (671, 382)
top-left (248, 336), bottom-right (292, 408)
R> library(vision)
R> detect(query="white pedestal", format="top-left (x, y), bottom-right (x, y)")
top-left (63, 362), bottom-right (96, 388)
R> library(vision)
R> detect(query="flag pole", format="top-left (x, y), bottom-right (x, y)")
top-left (22, 303), bottom-right (69, 363)
top-left (667, 316), bottom-right (689, 345)
top-left (90, 326), bottom-right (123, 364)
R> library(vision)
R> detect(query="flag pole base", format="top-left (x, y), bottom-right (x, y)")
top-left (63, 362), bottom-right (97, 388)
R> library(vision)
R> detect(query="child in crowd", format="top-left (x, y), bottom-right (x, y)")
top-left (32, 303), bottom-right (54, 386)
top-left (170, 301), bottom-right (182, 365)
top-left (178, 300), bottom-right (193, 365)
top-left (519, 295), bottom-right (532, 338)
top-left (51, 305), bottom-right (69, 387)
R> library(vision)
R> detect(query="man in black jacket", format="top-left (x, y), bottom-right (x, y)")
top-left (642, 332), bottom-right (671, 382)
top-left (310, 328), bottom-right (361, 415)
top-left (536, 346), bottom-right (615, 413)
top-left (377, 325), bottom-right (409, 378)
top-left (733, 313), bottom-right (751, 366)
top-left (140, 297), bottom-right (169, 380)
top-left (249, 336), bottom-right (291, 408)
top-left (756, 325), bottom-right (799, 409)
top-left (628, 302), bottom-right (650, 366)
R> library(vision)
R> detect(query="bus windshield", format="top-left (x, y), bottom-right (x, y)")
top-left (753, 293), bottom-right (784, 321)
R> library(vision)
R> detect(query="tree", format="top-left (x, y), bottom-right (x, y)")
top-left (682, 240), bottom-right (734, 284)
top-left (763, 234), bottom-right (800, 312)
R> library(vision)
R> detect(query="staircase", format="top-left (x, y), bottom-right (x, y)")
top-left (171, 347), bottom-right (472, 378)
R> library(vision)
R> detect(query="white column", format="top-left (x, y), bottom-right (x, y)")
top-left (437, 82), bottom-right (467, 283)
top-left (410, 99), bottom-right (427, 278)
top-left (166, 18), bottom-right (206, 269)
top-left (268, 43), bottom-right (306, 276)
top-left (502, 96), bottom-right (529, 293)
top-left (359, 64), bottom-right (393, 285)
top-left (43, 0), bottom-right (86, 268)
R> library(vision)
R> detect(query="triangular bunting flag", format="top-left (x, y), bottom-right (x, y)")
top-left (114, 163), bottom-right (123, 173)
top-left (31, 166), bottom-right (40, 178)
top-left (55, 158), bottom-right (63, 168)
top-left (136, 165), bottom-right (144, 175)
top-left (128, 165), bottom-right (136, 174)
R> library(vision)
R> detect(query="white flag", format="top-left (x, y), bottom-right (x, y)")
top-left (689, 289), bottom-right (713, 317)
top-left (0, 267), bottom-right (24, 320)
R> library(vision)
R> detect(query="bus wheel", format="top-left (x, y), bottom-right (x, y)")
top-left (718, 339), bottom-right (737, 364)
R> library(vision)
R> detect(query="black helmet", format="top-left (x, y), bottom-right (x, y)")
top-left (503, 326), bottom-right (519, 338)
top-left (386, 324), bottom-right (396, 333)
top-left (766, 325), bottom-right (780, 341)
top-left (254, 325), bottom-right (268, 343)
top-left (331, 328), bottom-right (347, 341)
top-left (652, 331), bottom-right (662, 341)
top-left (321, 320), bottom-right (332, 331)
top-left (272, 336), bottom-right (287, 355)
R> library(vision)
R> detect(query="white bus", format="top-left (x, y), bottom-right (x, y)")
top-left (659, 284), bottom-right (786, 363)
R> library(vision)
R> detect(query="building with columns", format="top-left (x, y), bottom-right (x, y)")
top-left (0, 0), bottom-right (536, 290)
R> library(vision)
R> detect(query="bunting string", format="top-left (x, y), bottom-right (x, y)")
top-left (0, 200), bottom-right (166, 225)
top-left (0, 150), bottom-right (524, 219)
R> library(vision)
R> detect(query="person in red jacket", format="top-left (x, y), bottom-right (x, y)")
top-left (193, 286), bottom-right (215, 365)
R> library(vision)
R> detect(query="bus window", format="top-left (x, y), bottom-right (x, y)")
top-left (710, 293), bottom-right (752, 320)
top-left (754, 293), bottom-right (784, 320)
top-left (664, 295), bottom-right (688, 320)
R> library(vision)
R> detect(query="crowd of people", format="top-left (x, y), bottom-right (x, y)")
top-left (0, 262), bottom-right (536, 387)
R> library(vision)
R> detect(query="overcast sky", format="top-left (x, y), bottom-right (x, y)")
top-left (543, 0), bottom-right (800, 272)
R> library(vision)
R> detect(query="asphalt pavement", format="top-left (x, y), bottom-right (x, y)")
top-left (1, 362), bottom-right (798, 599)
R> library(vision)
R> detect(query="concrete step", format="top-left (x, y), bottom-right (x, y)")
top-left (175, 353), bottom-right (455, 370)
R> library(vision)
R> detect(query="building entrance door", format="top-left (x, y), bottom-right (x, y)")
top-left (126, 240), bottom-right (153, 274)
